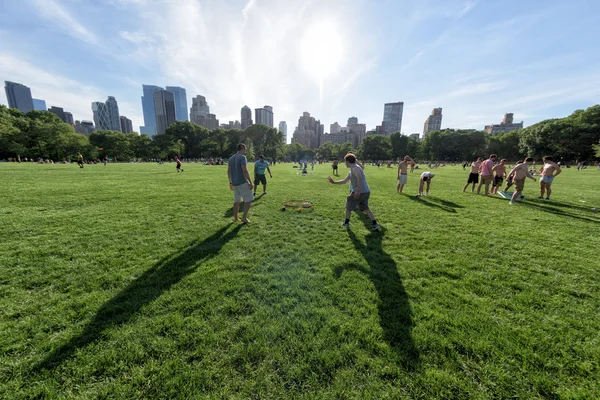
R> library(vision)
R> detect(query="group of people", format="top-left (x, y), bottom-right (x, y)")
top-left (462, 154), bottom-right (562, 205)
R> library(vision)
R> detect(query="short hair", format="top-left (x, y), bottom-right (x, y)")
top-left (259, 155), bottom-right (264, 159)
top-left (237, 143), bottom-right (246, 151)
top-left (490, 154), bottom-right (497, 159)
top-left (500, 159), bottom-right (507, 162)
top-left (543, 156), bottom-right (553, 161)
top-left (344, 153), bottom-right (356, 164)
top-left (525, 157), bottom-right (534, 162)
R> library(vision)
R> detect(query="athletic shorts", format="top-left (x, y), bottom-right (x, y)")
top-left (233, 183), bottom-right (254, 203)
top-left (492, 176), bottom-right (503, 187)
top-left (541, 176), bottom-right (554, 184)
top-left (254, 174), bottom-right (267, 185)
top-left (481, 175), bottom-right (493, 185)
top-left (467, 172), bottom-right (479, 184)
top-left (346, 192), bottom-right (370, 212)
top-left (514, 178), bottom-right (525, 192)
top-left (398, 174), bottom-right (407, 185)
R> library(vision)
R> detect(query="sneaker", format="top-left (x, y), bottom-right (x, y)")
top-left (372, 223), bottom-right (381, 231)
top-left (425, 193), bottom-right (429, 197)
top-left (342, 221), bottom-right (350, 228)
top-left (509, 201), bottom-right (515, 205)
top-left (263, 192), bottom-right (267, 195)
top-left (538, 196), bottom-right (543, 199)
top-left (545, 197), bottom-right (550, 200)
top-left (253, 192), bottom-right (256, 196)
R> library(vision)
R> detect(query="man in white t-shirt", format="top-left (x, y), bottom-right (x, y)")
top-left (418, 171), bottom-right (435, 197)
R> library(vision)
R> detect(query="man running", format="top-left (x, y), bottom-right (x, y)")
top-left (253, 155), bottom-right (272, 196)
top-left (539, 156), bottom-right (561, 200)
top-left (477, 154), bottom-right (497, 195)
top-left (491, 159), bottom-right (507, 195)
top-left (506, 157), bottom-right (535, 205)
top-left (397, 155), bottom-right (414, 193)
top-left (418, 171), bottom-right (435, 197)
top-left (77, 153), bottom-right (84, 168)
top-left (176, 156), bottom-right (183, 172)
top-left (327, 153), bottom-right (380, 231)
top-left (463, 158), bottom-right (482, 192)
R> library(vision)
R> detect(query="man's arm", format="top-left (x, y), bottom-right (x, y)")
top-left (227, 164), bottom-right (231, 185)
top-left (241, 164), bottom-right (253, 189)
top-left (267, 166), bottom-right (272, 177)
top-left (554, 163), bottom-right (562, 176)
top-left (328, 173), bottom-right (351, 184)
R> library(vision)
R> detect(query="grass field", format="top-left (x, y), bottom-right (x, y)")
top-left (1, 161), bottom-right (599, 399)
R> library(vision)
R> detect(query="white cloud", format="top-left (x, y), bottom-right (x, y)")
top-left (29, 0), bottom-right (99, 46)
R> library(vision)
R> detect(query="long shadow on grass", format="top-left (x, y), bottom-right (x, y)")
top-left (407, 195), bottom-right (459, 213)
top-left (34, 223), bottom-right (242, 371)
top-left (487, 196), bottom-right (600, 224)
top-left (334, 228), bottom-right (419, 370)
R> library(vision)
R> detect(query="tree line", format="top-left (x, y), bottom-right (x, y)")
top-left (1, 104), bottom-right (599, 162)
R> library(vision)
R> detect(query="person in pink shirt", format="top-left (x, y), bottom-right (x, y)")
top-left (477, 154), bottom-right (497, 195)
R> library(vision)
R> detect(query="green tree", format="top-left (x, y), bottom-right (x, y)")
top-left (151, 134), bottom-right (180, 160)
top-left (390, 133), bottom-right (409, 159)
top-left (357, 135), bottom-right (392, 161)
top-left (89, 130), bottom-right (133, 161)
top-left (129, 133), bottom-right (153, 160)
top-left (285, 142), bottom-right (309, 161)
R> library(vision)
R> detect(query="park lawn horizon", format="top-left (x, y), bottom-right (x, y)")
top-left (1, 162), bottom-right (599, 399)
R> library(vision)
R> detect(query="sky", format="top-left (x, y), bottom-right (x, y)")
top-left (1, 0), bottom-right (600, 142)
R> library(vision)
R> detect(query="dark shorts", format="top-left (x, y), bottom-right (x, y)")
top-left (346, 192), bottom-right (370, 212)
top-left (514, 178), bottom-right (526, 192)
top-left (467, 172), bottom-right (479, 184)
top-left (254, 174), bottom-right (267, 185)
top-left (492, 176), bottom-right (503, 186)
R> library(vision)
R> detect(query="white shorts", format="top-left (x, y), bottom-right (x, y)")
top-left (541, 176), bottom-right (554, 184)
top-left (233, 183), bottom-right (254, 203)
top-left (398, 174), bottom-right (408, 185)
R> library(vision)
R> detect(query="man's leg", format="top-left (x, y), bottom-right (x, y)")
top-left (233, 201), bottom-right (240, 221)
top-left (539, 181), bottom-right (546, 198)
top-left (263, 182), bottom-right (267, 194)
top-left (463, 182), bottom-right (469, 192)
top-left (242, 201), bottom-right (251, 222)
top-left (546, 183), bottom-right (552, 199)
top-left (472, 182), bottom-right (476, 192)
top-left (426, 181), bottom-right (431, 196)
top-left (399, 184), bottom-right (404, 193)
top-left (485, 179), bottom-right (491, 195)
top-left (418, 180), bottom-right (424, 195)
top-left (477, 180), bottom-right (484, 194)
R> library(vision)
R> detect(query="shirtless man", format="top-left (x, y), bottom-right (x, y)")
top-left (397, 155), bottom-right (414, 193)
top-left (507, 157), bottom-right (535, 205)
top-left (477, 154), bottom-right (497, 195)
top-left (463, 158), bottom-right (482, 192)
top-left (539, 156), bottom-right (562, 200)
top-left (491, 159), bottom-right (507, 195)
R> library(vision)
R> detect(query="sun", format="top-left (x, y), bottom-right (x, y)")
top-left (300, 21), bottom-right (344, 82)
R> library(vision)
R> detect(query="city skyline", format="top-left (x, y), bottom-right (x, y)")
top-left (1, 1), bottom-right (600, 143)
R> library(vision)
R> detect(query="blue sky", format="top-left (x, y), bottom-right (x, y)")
top-left (1, 0), bottom-right (599, 141)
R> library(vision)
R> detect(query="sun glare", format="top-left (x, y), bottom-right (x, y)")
top-left (301, 21), bottom-right (344, 101)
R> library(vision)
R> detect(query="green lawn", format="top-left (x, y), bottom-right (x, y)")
top-left (1, 162), bottom-right (599, 399)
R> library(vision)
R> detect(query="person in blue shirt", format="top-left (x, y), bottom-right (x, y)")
top-left (253, 155), bottom-right (273, 196)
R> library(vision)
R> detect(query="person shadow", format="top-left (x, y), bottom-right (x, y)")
top-left (333, 226), bottom-right (419, 370)
top-left (407, 195), bottom-right (461, 213)
top-left (34, 223), bottom-right (243, 371)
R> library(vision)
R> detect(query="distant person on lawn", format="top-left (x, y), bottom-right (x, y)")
top-left (418, 171), bottom-right (435, 197)
top-left (491, 159), bottom-right (507, 195)
top-left (539, 156), bottom-right (561, 200)
top-left (327, 153), bottom-right (380, 231)
top-left (176, 156), bottom-right (183, 172)
top-left (227, 143), bottom-right (253, 223)
top-left (506, 157), bottom-right (536, 205)
top-left (332, 160), bottom-right (339, 176)
top-left (477, 154), bottom-right (497, 195)
top-left (463, 158), bottom-right (482, 192)
top-left (253, 155), bottom-right (272, 196)
top-left (397, 155), bottom-right (415, 194)
top-left (77, 153), bottom-right (84, 168)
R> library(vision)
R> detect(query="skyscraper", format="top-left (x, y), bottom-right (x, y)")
top-left (165, 86), bottom-right (188, 121)
top-left (255, 105), bottom-right (274, 127)
top-left (423, 108), bottom-right (443, 137)
top-left (48, 106), bottom-right (67, 122)
top-left (190, 95), bottom-right (210, 126)
top-left (330, 122), bottom-right (341, 134)
top-left (140, 84), bottom-right (162, 135)
top-left (382, 102), bottom-right (404, 135)
top-left (206, 114), bottom-right (219, 131)
top-left (4, 81), bottom-right (34, 113)
top-left (278, 121), bottom-right (287, 142)
top-left (241, 105), bottom-right (253, 129)
top-left (292, 112), bottom-right (321, 149)
top-left (484, 113), bottom-right (523, 134)
top-left (120, 116), bottom-right (133, 134)
top-left (75, 120), bottom-right (95, 135)
top-left (154, 89), bottom-right (176, 135)
top-left (32, 98), bottom-right (47, 111)
top-left (64, 112), bottom-right (74, 125)
top-left (92, 97), bottom-right (121, 131)
top-left (347, 116), bottom-right (358, 126)
top-left (106, 96), bottom-right (121, 131)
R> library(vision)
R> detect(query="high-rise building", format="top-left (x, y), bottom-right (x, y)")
top-left (32, 98), bottom-right (47, 111)
top-left (206, 114), bottom-right (219, 131)
top-left (423, 108), bottom-right (443, 137)
top-left (165, 86), bottom-right (188, 121)
top-left (4, 81), bottom-right (34, 113)
top-left (120, 116), bottom-right (133, 134)
top-left (255, 105), bottom-right (274, 127)
top-left (75, 120), bottom-right (95, 135)
top-left (154, 89), bottom-right (176, 135)
top-left (292, 112), bottom-right (321, 149)
top-left (347, 116), bottom-right (358, 126)
top-left (92, 97), bottom-right (121, 131)
top-left (48, 106), bottom-right (67, 122)
top-left (410, 133), bottom-right (420, 140)
top-left (64, 112), bottom-right (74, 125)
top-left (140, 84), bottom-right (162, 135)
top-left (382, 102), bottom-right (404, 135)
top-left (241, 105), bottom-right (253, 129)
top-left (330, 122), bottom-right (341, 134)
top-left (348, 123), bottom-right (367, 147)
top-left (278, 121), bottom-right (287, 142)
top-left (484, 113), bottom-right (524, 134)
top-left (190, 95), bottom-right (210, 126)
